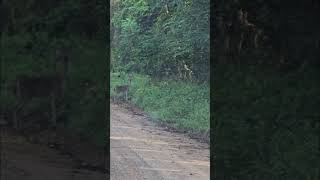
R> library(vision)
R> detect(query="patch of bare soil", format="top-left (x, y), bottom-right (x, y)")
top-left (111, 103), bottom-right (210, 180)
top-left (25, 128), bottom-right (109, 172)
top-left (0, 127), bottom-right (108, 180)
top-left (116, 101), bottom-right (210, 143)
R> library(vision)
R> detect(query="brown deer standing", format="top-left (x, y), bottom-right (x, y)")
top-left (113, 73), bottom-right (133, 102)
top-left (12, 46), bottom-right (70, 130)
top-left (217, 9), bottom-right (264, 65)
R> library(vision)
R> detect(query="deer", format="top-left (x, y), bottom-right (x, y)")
top-left (12, 46), bottom-right (70, 130)
top-left (113, 73), bottom-right (133, 102)
top-left (219, 9), bottom-right (264, 65)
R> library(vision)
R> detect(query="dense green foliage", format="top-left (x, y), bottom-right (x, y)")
top-left (1, 0), bottom-right (108, 147)
top-left (214, 64), bottom-right (319, 179)
top-left (111, 73), bottom-right (209, 135)
top-left (1, 0), bottom-right (106, 38)
top-left (111, 0), bottom-right (210, 138)
top-left (111, 0), bottom-right (210, 82)
top-left (213, 0), bottom-right (320, 179)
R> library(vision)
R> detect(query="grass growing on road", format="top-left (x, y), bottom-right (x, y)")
top-left (111, 73), bottom-right (210, 135)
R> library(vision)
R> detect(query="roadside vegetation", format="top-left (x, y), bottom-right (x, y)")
top-left (111, 73), bottom-right (209, 135)
top-left (1, 0), bottom-right (108, 147)
top-left (213, 1), bottom-right (319, 179)
top-left (111, 0), bottom-right (210, 138)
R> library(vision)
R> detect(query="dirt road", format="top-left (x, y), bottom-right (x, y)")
top-left (0, 128), bottom-right (106, 180)
top-left (110, 103), bottom-right (210, 180)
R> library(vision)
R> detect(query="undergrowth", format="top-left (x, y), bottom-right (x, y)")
top-left (1, 33), bottom-right (108, 148)
top-left (111, 72), bottom-right (210, 135)
top-left (213, 63), bottom-right (320, 179)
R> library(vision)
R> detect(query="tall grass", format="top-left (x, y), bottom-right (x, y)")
top-left (111, 73), bottom-right (210, 135)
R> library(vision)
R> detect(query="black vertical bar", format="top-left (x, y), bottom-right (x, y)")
top-left (210, 0), bottom-right (215, 179)
top-left (106, 0), bottom-right (111, 177)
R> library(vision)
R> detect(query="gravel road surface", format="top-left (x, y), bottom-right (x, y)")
top-left (110, 103), bottom-right (210, 180)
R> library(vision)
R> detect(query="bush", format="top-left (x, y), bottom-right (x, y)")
top-left (111, 72), bottom-right (210, 134)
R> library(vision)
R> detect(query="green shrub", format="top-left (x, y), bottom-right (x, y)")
top-left (111, 72), bottom-right (210, 134)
